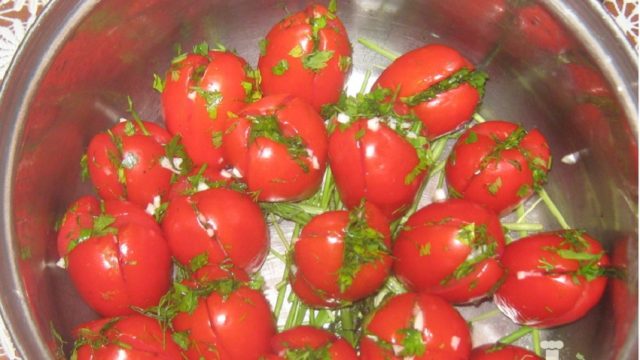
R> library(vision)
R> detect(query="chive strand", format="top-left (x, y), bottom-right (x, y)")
top-left (498, 326), bottom-right (533, 344)
top-left (340, 308), bottom-right (356, 346)
top-left (467, 308), bottom-right (501, 323)
top-left (357, 38), bottom-right (400, 61)
top-left (537, 188), bottom-right (571, 229)
top-left (359, 69), bottom-right (372, 95)
top-left (516, 205), bottom-right (528, 237)
top-left (269, 248), bottom-right (286, 263)
top-left (532, 328), bottom-right (542, 356)
top-left (503, 223), bottom-right (544, 232)
top-left (473, 112), bottom-right (487, 123)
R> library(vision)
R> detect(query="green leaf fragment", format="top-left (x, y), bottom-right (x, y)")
top-left (272, 59), bottom-right (289, 76)
top-left (152, 73), bottom-right (166, 93)
top-left (398, 328), bottom-right (426, 357)
top-left (289, 44), bottom-right (305, 58)
top-left (302, 50), bottom-right (334, 71)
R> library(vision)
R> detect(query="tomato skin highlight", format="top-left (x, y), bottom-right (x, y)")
top-left (58, 197), bottom-right (172, 317)
top-left (72, 315), bottom-right (183, 360)
top-left (470, 344), bottom-right (542, 360)
top-left (328, 118), bottom-right (426, 221)
top-left (495, 231), bottom-right (609, 328)
top-left (162, 50), bottom-right (255, 169)
top-left (445, 120), bottom-right (551, 215)
top-left (374, 44), bottom-right (481, 139)
top-left (258, 4), bottom-right (352, 112)
top-left (393, 199), bottom-right (505, 304)
top-left (86, 120), bottom-right (174, 209)
top-left (267, 326), bottom-right (358, 360)
top-left (162, 187), bottom-right (269, 273)
top-left (223, 94), bottom-right (328, 202)
top-left (361, 292), bottom-right (472, 360)
top-left (291, 203), bottom-right (391, 307)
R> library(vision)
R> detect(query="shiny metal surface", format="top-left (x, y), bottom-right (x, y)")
top-left (0, 0), bottom-right (636, 359)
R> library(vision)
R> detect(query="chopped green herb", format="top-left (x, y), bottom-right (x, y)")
top-left (272, 59), bottom-right (289, 76)
top-left (289, 44), bottom-right (305, 58)
top-left (192, 87), bottom-right (223, 119)
top-left (302, 50), bottom-right (334, 71)
top-left (80, 154), bottom-right (89, 182)
top-left (465, 131), bottom-right (478, 144)
top-left (337, 202), bottom-right (389, 293)
top-left (152, 73), bottom-right (165, 93)
top-left (192, 41), bottom-right (209, 56)
top-left (398, 328), bottom-right (426, 357)
top-left (259, 38), bottom-right (268, 56)
top-left (171, 331), bottom-right (191, 350)
top-left (517, 184), bottom-right (531, 198)
top-left (401, 68), bottom-right (488, 107)
top-left (487, 177), bottom-right (502, 195)
top-left (248, 114), bottom-right (310, 173)
top-left (338, 55), bottom-right (351, 72)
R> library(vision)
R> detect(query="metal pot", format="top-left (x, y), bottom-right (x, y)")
top-left (0, 0), bottom-right (636, 358)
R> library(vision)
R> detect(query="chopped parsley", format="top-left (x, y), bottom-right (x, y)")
top-left (337, 202), bottom-right (389, 293)
top-left (272, 59), bottom-right (290, 75)
top-left (401, 68), bottom-right (488, 107)
top-left (248, 114), bottom-right (310, 173)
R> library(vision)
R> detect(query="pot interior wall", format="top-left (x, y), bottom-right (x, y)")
top-left (2, 0), bottom-right (637, 358)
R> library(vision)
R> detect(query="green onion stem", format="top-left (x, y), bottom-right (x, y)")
top-left (294, 303), bottom-right (308, 326)
top-left (320, 170), bottom-right (335, 209)
top-left (503, 223), bottom-right (544, 232)
top-left (269, 249), bottom-right (286, 263)
top-left (516, 205), bottom-right (528, 237)
top-left (532, 328), bottom-right (542, 356)
top-left (359, 69), bottom-right (372, 95)
top-left (284, 297), bottom-right (300, 329)
top-left (271, 216), bottom-right (291, 251)
top-left (467, 308), bottom-right (501, 323)
top-left (537, 188), bottom-right (571, 230)
top-left (357, 38), bottom-right (399, 61)
top-left (498, 326), bottom-right (533, 345)
top-left (473, 112), bottom-right (487, 123)
top-left (516, 197), bottom-right (543, 223)
top-left (340, 308), bottom-right (356, 346)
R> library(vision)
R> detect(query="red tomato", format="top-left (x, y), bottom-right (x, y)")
top-left (470, 344), bottom-right (541, 360)
top-left (373, 44), bottom-right (486, 139)
top-left (445, 120), bottom-right (551, 215)
top-left (85, 119), bottom-right (177, 209)
top-left (57, 197), bottom-right (172, 316)
top-left (360, 292), bottom-right (471, 359)
top-left (162, 47), bottom-right (258, 168)
top-left (72, 315), bottom-right (182, 359)
top-left (505, 4), bottom-right (573, 57)
top-left (223, 94), bottom-right (328, 201)
top-left (258, 4), bottom-right (352, 111)
top-left (267, 326), bottom-right (358, 359)
top-left (328, 114), bottom-right (428, 221)
top-left (290, 202), bottom-right (391, 307)
top-left (426, 0), bottom-right (507, 57)
top-left (161, 187), bottom-right (269, 273)
top-left (172, 266), bottom-right (275, 360)
top-left (393, 199), bottom-right (505, 304)
top-left (495, 230), bottom-right (610, 328)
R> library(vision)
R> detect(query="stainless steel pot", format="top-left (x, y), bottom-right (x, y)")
top-left (0, 0), bottom-right (636, 358)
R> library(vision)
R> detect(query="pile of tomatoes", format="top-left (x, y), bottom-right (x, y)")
top-left (56, 1), bottom-right (616, 359)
